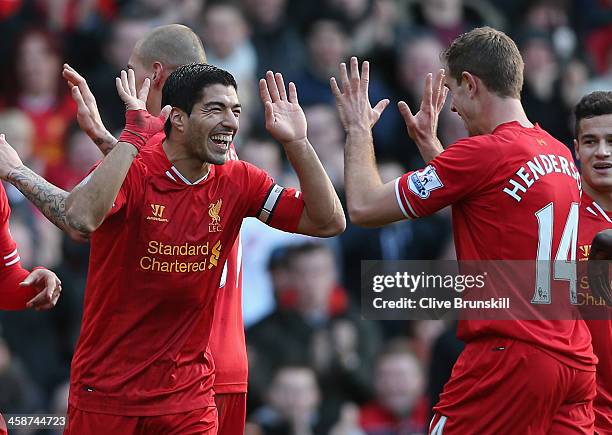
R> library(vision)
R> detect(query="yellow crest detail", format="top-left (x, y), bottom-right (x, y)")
top-left (209, 199), bottom-right (222, 224)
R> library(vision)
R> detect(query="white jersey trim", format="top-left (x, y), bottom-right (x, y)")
top-left (170, 166), bottom-right (209, 185)
top-left (592, 201), bottom-right (612, 223)
top-left (395, 177), bottom-right (410, 218)
top-left (5, 255), bottom-right (20, 267)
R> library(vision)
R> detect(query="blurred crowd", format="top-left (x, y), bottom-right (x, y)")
top-left (0, 0), bottom-right (610, 433)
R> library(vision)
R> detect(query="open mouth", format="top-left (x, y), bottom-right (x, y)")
top-left (593, 161), bottom-right (612, 173)
top-left (209, 134), bottom-right (232, 152)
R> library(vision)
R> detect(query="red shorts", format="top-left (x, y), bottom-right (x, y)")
top-left (64, 405), bottom-right (217, 435)
top-left (215, 393), bottom-right (246, 435)
top-left (430, 337), bottom-right (596, 434)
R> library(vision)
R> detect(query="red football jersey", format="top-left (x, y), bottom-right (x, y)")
top-left (209, 145), bottom-right (248, 394)
top-left (0, 184), bottom-right (38, 310)
top-left (68, 138), bottom-right (304, 416)
top-left (577, 192), bottom-right (612, 429)
top-left (0, 413), bottom-right (6, 435)
top-left (396, 122), bottom-right (595, 370)
top-left (141, 135), bottom-right (248, 394)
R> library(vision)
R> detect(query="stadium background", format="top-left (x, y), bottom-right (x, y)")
top-left (0, 0), bottom-right (610, 433)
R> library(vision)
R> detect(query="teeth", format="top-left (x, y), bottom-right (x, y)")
top-left (210, 134), bottom-right (232, 142)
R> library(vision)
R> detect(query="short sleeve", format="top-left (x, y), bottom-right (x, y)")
top-left (241, 162), bottom-right (304, 232)
top-left (395, 138), bottom-right (499, 218)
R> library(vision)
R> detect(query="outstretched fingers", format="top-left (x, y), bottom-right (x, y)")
top-left (259, 78), bottom-right (272, 104)
top-left (127, 69), bottom-right (137, 97)
top-left (116, 71), bottom-right (130, 102)
top-left (138, 77), bottom-right (151, 102)
top-left (434, 69), bottom-right (447, 112)
top-left (71, 85), bottom-right (88, 114)
top-left (360, 60), bottom-right (370, 94)
top-left (265, 71), bottom-right (281, 102)
top-left (339, 62), bottom-right (350, 95)
top-left (274, 73), bottom-right (287, 101)
top-left (288, 82), bottom-right (299, 104)
top-left (349, 56), bottom-right (360, 91)
top-left (421, 73), bottom-right (433, 113)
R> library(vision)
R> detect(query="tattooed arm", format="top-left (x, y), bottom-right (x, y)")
top-left (0, 135), bottom-right (89, 241)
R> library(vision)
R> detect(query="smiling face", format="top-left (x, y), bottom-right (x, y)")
top-left (182, 83), bottom-right (241, 165)
top-left (575, 114), bottom-right (612, 193)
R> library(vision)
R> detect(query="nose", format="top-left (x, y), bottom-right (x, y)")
top-left (595, 140), bottom-right (612, 158)
top-left (450, 104), bottom-right (457, 113)
top-left (222, 110), bottom-right (239, 131)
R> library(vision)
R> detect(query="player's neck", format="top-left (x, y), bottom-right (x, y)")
top-left (482, 97), bottom-right (533, 134)
top-left (582, 179), bottom-right (612, 211)
top-left (162, 140), bottom-right (211, 183)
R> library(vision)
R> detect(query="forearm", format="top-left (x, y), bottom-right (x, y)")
top-left (66, 141), bottom-right (137, 234)
top-left (345, 128), bottom-right (384, 219)
top-left (284, 138), bottom-right (345, 234)
top-left (6, 165), bottom-right (74, 234)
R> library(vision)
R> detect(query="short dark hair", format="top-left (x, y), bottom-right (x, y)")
top-left (441, 26), bottom-right (524, 99)
top-left (161, 63), bottom-right (237, 136)
top-left (574, 91), bottom-right (612, 136)
top-left (286, 242), bottom-right (332, 268)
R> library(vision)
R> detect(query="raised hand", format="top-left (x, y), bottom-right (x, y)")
top-left (115, 69), bottom-right (171, 151)
top-left (23, 268), bottom-right (62, 311)
top-left (259, 71), bottom-right (307, 146)
top-left (63, 64), bottom-right (116, 155)
top-left (398, 69), bottom-right (448, 145)
top-left (0, 134), bottom-right (24, 179)
top-left (116, 69), bottom-right (150, 111)
top-left (330, 56), bottom-right (390, 133)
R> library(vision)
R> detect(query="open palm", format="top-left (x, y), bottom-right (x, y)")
top-left (259, 71), bottom-right (307, 145)
top-left (116, 69), bottom-right (149, 111)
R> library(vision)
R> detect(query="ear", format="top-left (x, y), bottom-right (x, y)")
top-left (574, 138), bottom-right (580, 160)
top-left (151, 61), bottom-right (165, 89)
top-left (170, 108), bottom-right (187, 133)
top-left (462, 71), bottom-right (478, 97)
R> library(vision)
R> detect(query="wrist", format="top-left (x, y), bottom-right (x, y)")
top-left (281, 137), bottom-right (309, 149)
top-left (120, 109), bottom-right (162, 152)
top-left (346, 125), bottom-right (371, 137)
top-left (6, 164), bottom-right (26, 181)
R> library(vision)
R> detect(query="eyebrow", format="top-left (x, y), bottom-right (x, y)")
top-left (579, 134), bottom-right (604, 141)
top-left (203, 101), bottom-right (242, 109)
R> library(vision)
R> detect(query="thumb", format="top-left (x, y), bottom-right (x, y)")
top-left (373, 99), bottom-right (390, 117)
top-left (20, 271), bottom-right (39, 287)
top-left (159, 105), bottom-right (172, 123)
top-left (398, 101), bottom-right (416, 127)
